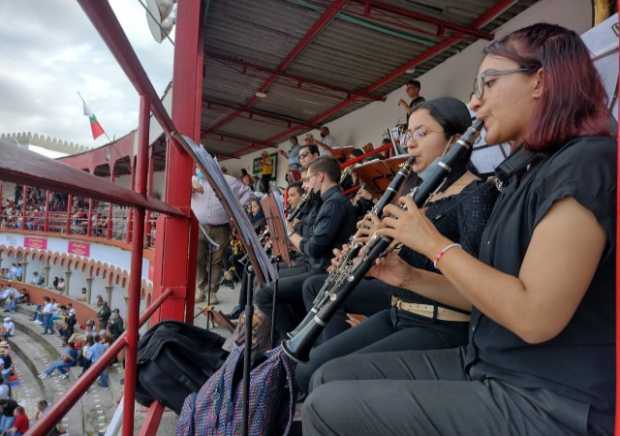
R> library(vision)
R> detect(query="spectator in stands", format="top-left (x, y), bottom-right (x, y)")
top-left (40, 343), bottom-right (78, 380)
top-left (33, 400), bottom-right (48, 423)
top-left (41, 296), bottom-right (55, 335)
top-left (95, 296), bottom-right (111, 330)
top-left (258, 151), bottom-right (274, 193)
top-left (31, 303), bottom-right (42, 324)
top-left (29, 272), bottom-right (44, 287)
top-left (399, 79), bottom-right (425, 122)
top-left (0, 345), bottom-right (14, 379)
top-left (279, 136), bottom-right (303, 183)
top-left (107, 309), bottom-right (124, 342)
top-left (3, 296), bottom-right (16, 313)
top-left (84, 319), bottom-right (97, 339)
top-left (78, 335), bottom-right (95, 375)
top-left (0, 376), bottom-right (9, 400)
top-left (56, 278), bottom-right (65, 293)
top-left (0, 398), bottom-right (18, 432)
top-left (191, 168), bottom-right (251, 304)
top-left (316, 126), bottom-right (339, 153)
top-left (1, 318), bottom-right (14, 341)
top-left (7, 405), bottom-right (28, 435)
top-left (89, 334), bottom-right (110, 387)
top-left (58, 306), bottom-right (76, 345)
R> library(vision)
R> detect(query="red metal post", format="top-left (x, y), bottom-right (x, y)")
top-left (122, 96), bottom-right (150, 436)
top-left (144, 149), bottom-right (154, 246)
top-left (152, 0), bottom-right (203, 322)
top-left (44, 191), bottom-right (49, 232)
top-left (87, 198), bottom-right (94, 237)
top-left (65, 193), bottom-right (72, 234)
top-left (107, 166), bottom-right (115, 239)
top-left (138, 403), bottom-right (165, 436)
top-left (0, 182), bottom-right (3, 227)
top-left (126, 158), bottom-right (136, 244)
top-left (185, 217), bottom-right (198, 324)
top-left (615, 7), bottom-right (619, 432)
top-left (205, 0), bottom-right (349, 134)
top-left (20, 185), bottom-right (28, 230)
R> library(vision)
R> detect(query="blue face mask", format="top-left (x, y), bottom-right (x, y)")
top-left (195, 169), bottom-right (204, 180)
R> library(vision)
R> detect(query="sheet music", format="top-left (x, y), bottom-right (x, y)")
top-left (271, 190), bottom-right (287, 225)
top-left (181, 135), bottom-right (277, 284)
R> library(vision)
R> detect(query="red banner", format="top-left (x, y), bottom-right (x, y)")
top-left (68, 241), bottom-right (90, 257)
top-left (24, 237), bottom-right (47, 250)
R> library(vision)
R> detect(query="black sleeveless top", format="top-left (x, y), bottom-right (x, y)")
top-left (465, 136), bottom-right (616, 418)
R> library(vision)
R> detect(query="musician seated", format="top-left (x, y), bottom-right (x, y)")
top-left (303, 23), bottom-right (615, 436)
top-left (286, 183), bottom-right (304, 216)
top-left (296, 97), bottom-right (497, 392)
top-left (254, 157), bottom-right (356, 343)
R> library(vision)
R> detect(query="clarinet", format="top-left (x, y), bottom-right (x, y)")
top-left (286, 156), bottom-right (416, 340)
top-left (282, 119), bottom-right (483, 362)
top-left (287, 191), bottom-right (312, 223)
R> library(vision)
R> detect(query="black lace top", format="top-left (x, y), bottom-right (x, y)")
top-left (394, 180), bottom-right (498, 303)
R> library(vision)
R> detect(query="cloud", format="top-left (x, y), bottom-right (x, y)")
top-left (0, 0), bottom-right (174, 148)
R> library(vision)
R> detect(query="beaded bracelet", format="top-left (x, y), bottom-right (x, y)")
top-left (433, 243), bottom-right (462, 269)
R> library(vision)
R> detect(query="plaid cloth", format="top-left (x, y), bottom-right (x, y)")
top-left (176, 345), bottom-right (295, 436)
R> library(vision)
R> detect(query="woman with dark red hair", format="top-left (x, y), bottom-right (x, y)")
top-left (303, 23), bottom-right (615, 436)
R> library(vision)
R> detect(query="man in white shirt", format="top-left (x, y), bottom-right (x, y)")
top-left (316, 126), bottom-right (340, 153)
top-left (2, 318), bottom-right (14, 341)
top-left (191, 169), bottom-right (252, 303)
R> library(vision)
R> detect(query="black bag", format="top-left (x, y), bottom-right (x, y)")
top-left (136, 321), bottom-right (228, 414)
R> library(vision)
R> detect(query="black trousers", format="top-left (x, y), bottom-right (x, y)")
top-left (302, 276), bottom-right (391, 342)
top-left (254, 265), bottom-right (317, 342)
top-left (304, 347), bottom-right (602, 436)
top-left (294, 305), bottom-right (468, 392)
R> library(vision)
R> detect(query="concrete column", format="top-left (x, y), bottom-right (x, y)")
top-left (105, 285), bottom-right (114, 306)
top-left (85, 277), bottom-right (94, 305)
top-left (64, 270), bottom-right (72, 295)
top-left (20, 259), bottom-right (28, 283)
top-left (43, 263), bottom-right (51, 288)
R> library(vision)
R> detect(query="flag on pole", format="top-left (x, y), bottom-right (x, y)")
top-left (78, 93), bottom-right (106, 140)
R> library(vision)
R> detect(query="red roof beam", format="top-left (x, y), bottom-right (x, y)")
top-left (231, 0), bottom-right (514, 157)
top-left (205, 0), bottom-right (350, 135)
top-left (205, 51), bottom-right (384, 102)
top-left (351, 0), bottom-right (493, 40)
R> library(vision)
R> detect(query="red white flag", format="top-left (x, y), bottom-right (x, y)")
top-left (78, 93), bottom-right (106, 140)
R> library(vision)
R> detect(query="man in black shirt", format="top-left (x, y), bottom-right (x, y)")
top-left (398, 79), bottom-right (425, 122)
top-left (255, 157), bottom-right (356, 342)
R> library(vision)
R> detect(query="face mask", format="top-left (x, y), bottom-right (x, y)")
top-left (195, 169), bottom-right (204, 180)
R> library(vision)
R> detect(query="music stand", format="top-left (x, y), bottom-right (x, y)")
top-left (352, 156), bottom-right (413, 197)
top-left (260, 194), bottom-right (292, 266)
top-left (330, 146), bottom-right (356, 162)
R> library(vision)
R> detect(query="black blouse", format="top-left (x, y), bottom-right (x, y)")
top-left (395, 180), bottom-right (498, 303)
top-left (465, 136), bottom-right (616, 417)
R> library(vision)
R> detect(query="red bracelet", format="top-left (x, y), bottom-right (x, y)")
top-left (433, 243), bottom-right (462, 269)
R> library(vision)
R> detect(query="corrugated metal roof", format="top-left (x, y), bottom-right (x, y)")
top-left (201, 0), bottom-right (540, 156)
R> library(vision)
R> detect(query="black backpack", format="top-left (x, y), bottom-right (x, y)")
top-left (136, 321), bottom-right (229, 414)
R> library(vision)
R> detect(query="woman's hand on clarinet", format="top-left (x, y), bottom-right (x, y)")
top-left (368, 251), bottom-right (417, 288)
top-left (378, 196), bottom-right (449, 259)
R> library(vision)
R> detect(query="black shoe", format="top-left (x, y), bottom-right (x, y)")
top-left (226, 306), bottom-right (243, 320)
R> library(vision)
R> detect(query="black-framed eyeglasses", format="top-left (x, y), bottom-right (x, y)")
top-left (472, 67), bottom-right (535, 100)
